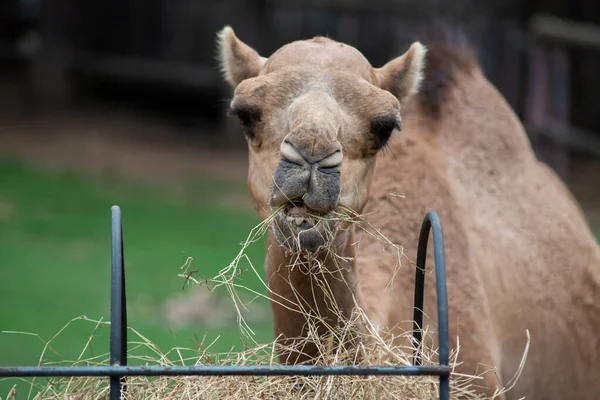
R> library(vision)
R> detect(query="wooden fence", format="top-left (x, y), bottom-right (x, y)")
top-left (525, 14), bottom-right (600, 182)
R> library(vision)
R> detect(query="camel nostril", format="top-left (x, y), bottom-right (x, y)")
top-left (280, 140), bottom-right (307, 166)
top-left (280, 139), bottom-right (342, 166)
top-left (318, 150), bottom-right (342, 168)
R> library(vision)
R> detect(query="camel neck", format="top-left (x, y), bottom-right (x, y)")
top-left (264, 230), bottom-right (364, 363)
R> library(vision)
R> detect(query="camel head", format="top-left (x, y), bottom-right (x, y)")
top-left (217, 27), bottom-right (426, 253)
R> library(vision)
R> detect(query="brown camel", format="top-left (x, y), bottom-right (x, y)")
top-left (217, 25), bottom-right (600, 399)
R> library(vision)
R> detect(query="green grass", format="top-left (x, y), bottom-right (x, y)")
top-left (0, 158), bottom-right (272, 397)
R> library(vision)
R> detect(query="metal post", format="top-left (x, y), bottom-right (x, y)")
top-left (524, 45), bottom-right (551, 165)
top-left (548, 44), bottom-right (571, 183)
top-left (412, 210), bottom-right (450, 400)
top-left (110, 206), bottom-right (127, 400)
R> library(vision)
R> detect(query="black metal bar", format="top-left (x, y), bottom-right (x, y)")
top-left (412, 210), bottom-right (450, 400)
top-left (0, 365), bottom-right (451, 377)
top-left (110, 205), bottom-right (127, 400)
top-left (412, 229), bottom-right (426, 365)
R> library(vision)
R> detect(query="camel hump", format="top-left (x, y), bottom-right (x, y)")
top-left (418, 21), bottom-right (479, 118)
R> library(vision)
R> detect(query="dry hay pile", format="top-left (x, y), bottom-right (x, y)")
top-left (5, 203), bottom-right (527, 400)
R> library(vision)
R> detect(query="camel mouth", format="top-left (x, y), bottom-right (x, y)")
top-left (281, 202), bottom-right (322, 230)
top-left (271, 201), bottom-right (335, 253)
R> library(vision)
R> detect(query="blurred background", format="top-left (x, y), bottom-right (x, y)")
top-left (1, 0), bottom-right (599, 396)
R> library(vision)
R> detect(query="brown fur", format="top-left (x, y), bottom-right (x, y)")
top-left (217, 25), bottom-right (600, 399)
top-left (417, 24), bottom-right (477, 118)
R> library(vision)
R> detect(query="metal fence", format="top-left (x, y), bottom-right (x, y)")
top-left (0, 206), bottom-right (451, 400)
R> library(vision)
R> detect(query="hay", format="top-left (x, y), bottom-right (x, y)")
top-left (6, 201), bottom-right (528, 399)
top-left (8, 316), bottom-right (490, 400)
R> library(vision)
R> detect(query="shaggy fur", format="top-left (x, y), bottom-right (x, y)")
top-left (218, 24), bottom-right (600, 400)
top-left (417, 22), bottom-right (478, 118)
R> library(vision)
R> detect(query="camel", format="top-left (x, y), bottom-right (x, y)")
top-left (216, 24), bottom-right (600, 399)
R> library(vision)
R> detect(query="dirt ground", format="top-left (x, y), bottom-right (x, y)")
top-left (0, 109), bottom-right (249, 184)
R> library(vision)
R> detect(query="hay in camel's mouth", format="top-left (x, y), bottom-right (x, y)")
top-left (272, 201), bottom-right (338, 253)
top-left (279, 201), bottom-right (325, 230)
top-left (283, 203), bottom-right (318, 229)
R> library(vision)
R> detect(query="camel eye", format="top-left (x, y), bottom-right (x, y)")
top-left (236, 108), bottom-right (259, 126)
top-left (229, 105), bottom-right (261, 138)
top-left (370, 117), bottom-right (400, 149)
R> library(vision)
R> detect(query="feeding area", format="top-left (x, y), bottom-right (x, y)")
top-left (1, 205), bottom-right (527, 400)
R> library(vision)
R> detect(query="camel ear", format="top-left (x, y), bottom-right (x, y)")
top-left (375, 42), bottom-right (427, 104)
top-left (217, 26), bottom-right (267, 88)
